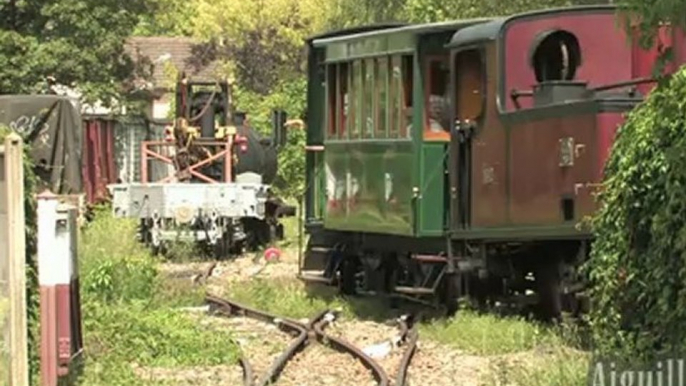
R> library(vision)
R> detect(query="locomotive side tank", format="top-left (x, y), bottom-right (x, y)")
top-left (299, 5), bottom-right (686, 319)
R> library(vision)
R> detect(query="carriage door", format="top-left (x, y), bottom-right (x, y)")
top-left (449, 47), bottom-right (484, 230)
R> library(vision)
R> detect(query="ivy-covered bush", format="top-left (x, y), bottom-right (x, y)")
top-left (587, 66), bottom-right (686, 361)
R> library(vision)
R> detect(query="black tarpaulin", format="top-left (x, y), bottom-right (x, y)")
top-left (0, 95), bottom-right (82, 194)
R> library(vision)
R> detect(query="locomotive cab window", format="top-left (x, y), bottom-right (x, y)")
top-left (454, 48), bottom-right (485, 124)
top-left (531, 30), bottom-right (581, 82)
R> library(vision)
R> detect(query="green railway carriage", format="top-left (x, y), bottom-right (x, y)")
top-left (300, 5), bottom-right (686, 319)
top-left (305, 20), bottom-right (487, 237)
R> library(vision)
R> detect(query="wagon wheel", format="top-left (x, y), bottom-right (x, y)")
top-left (535, 259), bottom-right (563, 322)
top-left (338, 254), bottom-right (358, 296)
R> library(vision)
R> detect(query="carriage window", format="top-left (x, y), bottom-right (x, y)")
top-left (327, 64), bottom-right (337, 138)
top-left (400, 55), bottom-right (413, 138)
top-left (352, 61), bottom-right (362, 139)
top-left (337, 63), bottom-right (349, 139)
top-left (363, 59), bottom-right (375, 138)
top-left (424, 57), bottom-right (449, 140)
top-left (376, 57), bottom-right (389, 138)
top-left (390, 56), bottom-right (401, 138)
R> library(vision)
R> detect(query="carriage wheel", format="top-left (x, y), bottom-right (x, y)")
top-left (338, 256), bottom-right (358, 296)
top-left (535, 260), bottom-right (563, 322)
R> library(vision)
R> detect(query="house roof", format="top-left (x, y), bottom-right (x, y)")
top-left (125, 36), bottom-right (222, 91)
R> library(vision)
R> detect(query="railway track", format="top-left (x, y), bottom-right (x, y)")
top-left (205, 294), bottom-right (420, 386)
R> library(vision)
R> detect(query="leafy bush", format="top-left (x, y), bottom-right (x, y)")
top-left (78, 207), bottom-right (240, 385)
top-left (79, 206), bottom-right (159, 303)
top-left (586, 66), bottom-right (686, 361)
top-left (234, 77), bottom-right (307, 199)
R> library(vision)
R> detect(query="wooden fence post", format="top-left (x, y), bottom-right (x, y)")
top-left (4, 133), bottom-right (29, 386)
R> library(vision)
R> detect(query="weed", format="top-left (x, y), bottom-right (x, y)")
top-left (79, 206), bottom-right (159, 303)
top-left (420, 310), bottom-right (560, 355)
top-left (77, 209), bottom-right (240, 385)
top-left (485, 346), bottom-right (589, 386)
top-left (225, 277), bottom-right (394, 321)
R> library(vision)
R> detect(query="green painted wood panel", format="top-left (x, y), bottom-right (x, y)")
top-left (323, 140), bottom-right (414, 235)
top-left (417, 143), bottom-right (448, 236)
top-left (326, 33), bottom-right (415, 62)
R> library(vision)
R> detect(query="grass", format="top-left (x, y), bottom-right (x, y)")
top-left (77, 205), bottom-right (589, 386)
top-left (225, 276), bottom-right (395, 321)
top-left (420, 309), bottom-right (589, 385)
top-left (76, 207), bottom-right (240, 386)
top-left (420, 310), bottom-right (571, 355)
top-left (486, 346), bottom-right (589, 386)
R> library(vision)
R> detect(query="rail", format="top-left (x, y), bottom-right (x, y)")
top-left (203, 293), bottom-right (420, 386)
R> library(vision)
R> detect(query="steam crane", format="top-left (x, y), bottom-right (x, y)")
top-left (109, 73), bottom-right (295, 258)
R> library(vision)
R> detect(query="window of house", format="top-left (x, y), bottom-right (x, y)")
top-left (424, 56), bottom-right (449, 141)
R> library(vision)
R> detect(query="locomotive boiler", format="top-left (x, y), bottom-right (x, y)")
top-left (298, 5), bottom-right (686, 320)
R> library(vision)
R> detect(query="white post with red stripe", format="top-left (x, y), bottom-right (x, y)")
top-left (37, 191), bottom-right (82, 386)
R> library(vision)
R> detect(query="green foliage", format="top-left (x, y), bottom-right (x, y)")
top-left (0, 0), bottom-right (158, 104)
top-left (616, 0), bottom-right (686, 51)
top-left (225, 277), bottom-right (395, 320)
top-left (78, 209), bottom-right (239, 385)
top-left (323, 0), bottom-right (408, 28)
top-left (586, 66), bottom-right (686, 361)
top-left (403, 0), bottom-right (604, 22)
top-left (134, 0), bottom-right (197, 37)
top-left (191, 0), bottom-right (325, 95)
top-left (79, 207), bottom-right (159, 303)
top-left (486, 347), bottom-right (589, 386)
top-left (83, 301), bottom-right (238, 368)
top-left (232, 77), bottom-right (307, 199)
top-left (420, 310), bottom-right (576, 355)
top-left (274, 127), bottom-right (306, 199)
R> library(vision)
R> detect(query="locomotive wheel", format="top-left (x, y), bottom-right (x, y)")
top-left (440, 273), bottom-right (461, 316)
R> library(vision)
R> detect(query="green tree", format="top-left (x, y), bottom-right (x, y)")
top-left (0, 0), bottom-right (159, 104)
top-left (616, 0), bottom-right (686, 50)
top-left (324, 0), bottom-right (408, 29)
top-left (135, 0), bottom-right (197, 37)
top-left (403, 0), bottom-right (607, 23)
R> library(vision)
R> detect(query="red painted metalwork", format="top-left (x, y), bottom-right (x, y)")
top-left (503, 12), bottom-right (633, 111)
top-left (140, 138), bottom-right (235, 184)
top-left (596, 112), bottom-right (625, 180)
top-left (82, 118), bottom-right (117, 204)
